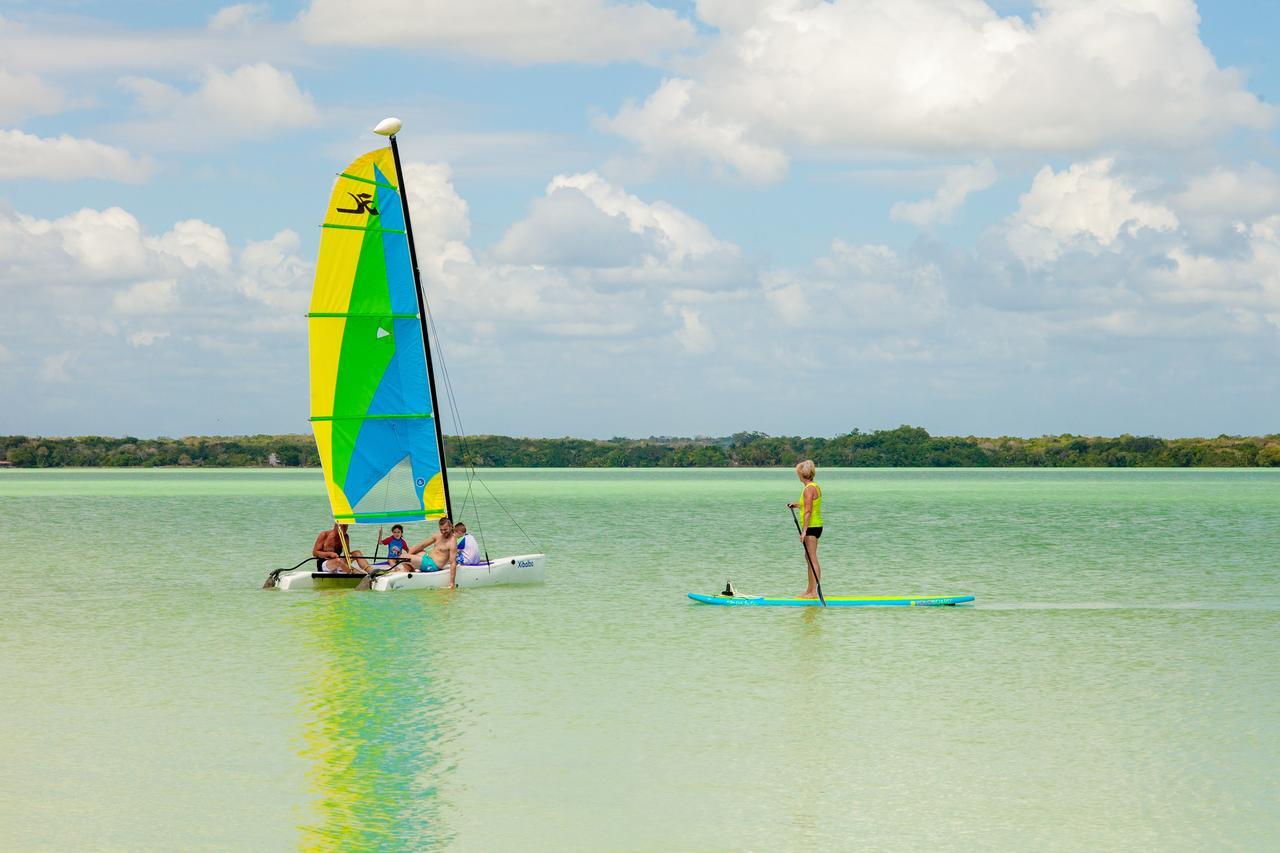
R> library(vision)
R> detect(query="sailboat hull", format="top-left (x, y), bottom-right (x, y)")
top-left (269, 554), bottom-right (546, 591)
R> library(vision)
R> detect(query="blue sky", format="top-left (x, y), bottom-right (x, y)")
top-left (1, 0), bottom-right (1278, 439)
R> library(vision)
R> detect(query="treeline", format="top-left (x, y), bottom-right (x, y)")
top-left (4, 426), bottom-right (1280, 468)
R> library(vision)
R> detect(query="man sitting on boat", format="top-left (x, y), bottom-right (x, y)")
top-left (389, 517), bottom-right (458, 587)
top-left (453, 522), bottom-right (481, 566)
top-left (312, 523), bottom-right (371, 574)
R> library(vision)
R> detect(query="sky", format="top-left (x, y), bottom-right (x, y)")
top-left (1, 0), bottom-right (1278, 440)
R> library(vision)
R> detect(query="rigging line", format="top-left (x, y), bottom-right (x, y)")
top-left (420, 288), bottom-right (505, 554)
top-left (459, 462), bottom-right (490, 562)
top-left (475, 475), bottom-right (537, 549)
top-left (421, 285), bottom-right (534, 555)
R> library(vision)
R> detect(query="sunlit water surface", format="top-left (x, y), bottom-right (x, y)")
top-left (2, 468), bottom-right (1277, 850)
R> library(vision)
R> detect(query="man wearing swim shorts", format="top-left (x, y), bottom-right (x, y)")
top-left (312, 522), bottom-right (371, 574)
top-left (392, 517), bottom-right (458, 588)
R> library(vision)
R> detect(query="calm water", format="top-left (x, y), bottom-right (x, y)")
top-left (2, 468), bottom-right (1278, 851)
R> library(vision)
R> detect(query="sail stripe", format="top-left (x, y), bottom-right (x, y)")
top-left (321, 223), bottom-right (406, 234)
top-left (310, 413), bottom-right (433, 422)
top-left (338, 172), bottom-right (398, 189)
top-left (334, 509), bottom-right (445, 521)
top-left (307, 312), bottom-right (419, 319)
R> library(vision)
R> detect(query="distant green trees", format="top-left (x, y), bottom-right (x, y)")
top-left (0, 434), bottom-right (320, 468)
top-left (3, 427), bottom-right (1279, 468)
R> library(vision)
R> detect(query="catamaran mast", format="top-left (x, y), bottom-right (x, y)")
top-left (380, 120), bottom-right (453, 521)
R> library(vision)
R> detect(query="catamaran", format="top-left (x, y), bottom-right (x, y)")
top-left (265, 118), bottom-right (545, 592)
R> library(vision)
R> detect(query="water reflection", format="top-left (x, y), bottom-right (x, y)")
top-left (294, 594), bottom-right (459, 850)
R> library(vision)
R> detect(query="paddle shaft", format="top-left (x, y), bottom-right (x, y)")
top-left (789, 505), bottom-right (827, 607)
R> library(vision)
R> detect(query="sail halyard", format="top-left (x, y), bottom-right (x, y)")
top-left (307, 142), bottom-right (448, 524)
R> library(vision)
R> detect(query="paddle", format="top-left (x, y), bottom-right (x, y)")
top-left (789, 506), bottom-right (827, 607)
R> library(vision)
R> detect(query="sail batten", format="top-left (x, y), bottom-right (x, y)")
top-left (321, 223), bottom-right (406, 234)
top-left (310, 413), bottom-right (434, 422)
top-left (308, 147), bottom-right (446, 525)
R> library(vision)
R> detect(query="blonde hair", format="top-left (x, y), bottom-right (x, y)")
top-left (795, 459), bottom-right (816, 479)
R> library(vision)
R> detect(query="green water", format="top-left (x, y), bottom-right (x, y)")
top-left (2, 468), bottom-right (1278, 851)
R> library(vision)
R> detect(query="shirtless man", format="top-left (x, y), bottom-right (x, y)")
top-left (312, 523), bottom-right (371, 574)
top-left (390, 517), bottom-right (458, 588)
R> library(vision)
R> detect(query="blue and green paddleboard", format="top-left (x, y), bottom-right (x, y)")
top-left (687, 592), bottom-right (975, 607)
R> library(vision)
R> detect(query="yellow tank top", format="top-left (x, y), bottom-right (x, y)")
top-left (799, 481), bottom-right (823, 528)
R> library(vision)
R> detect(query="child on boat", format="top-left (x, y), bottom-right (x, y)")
top-left (454, 522), bottom-right (480, 565)
top-left (380, 524), bottom-right (409, 562)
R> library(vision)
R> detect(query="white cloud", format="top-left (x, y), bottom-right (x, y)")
top-left (604, 0), bottom-right (1273, 181)
top-left (0, 15), bottom-right (305, 75)
top-left (113, 279), bottom-right (178, 314)
top-left (128, 331), bottom-right (171, 347)
top-left (297, 0), bottom-right (695, 64)
top-left (0, 129), bottom-right (154, 182)
top-left (490, 170), bottom-right (744, 285)
top-left (151, 220), bottom-right (232, 271)
top-left (238, 229), bottom-right (311, 317)
top-left (670, 306), bottom-right (713, 353)
top-left (550, 172), bottom-right (734, 262)
top-left (765, 240), bottom-right (948, 340)
top-left (0, 67), bottom-right (67, 123)
top-left (0, 199), bottom-right (317, 435)
top-left (0, 206), bottom-right (232, 284)
top-left (1152, 217), bottom-right (1280, 320)
top-left (118, 63), bottom-right (318, 145)
top-left (1170, 164), bottom-right (1280, 241)
top-left (604, 78), bottom-right (789, 184)
top-left (891, 160), bottom-right (998, 227)
top-left (209, 4), bottom-right (269, 32)
top-left (1005, 159), bottom-right (1179, 265)
top-left (38, 351), bottom-right (75, 383)
top-left (393, 167), bottom-right (749, 366)
top-left (401, 161), bottom-right (474, 289)
top-left (492, 186), bottom-right (650, 267)
top-left (48, 207), bottom-right (151, 278)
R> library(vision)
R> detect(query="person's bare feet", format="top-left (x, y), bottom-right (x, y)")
top-left (796, 590), bottom-right (818, 599)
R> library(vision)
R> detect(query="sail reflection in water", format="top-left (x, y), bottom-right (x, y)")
top-left (294, 596), bottom-right (462, 848)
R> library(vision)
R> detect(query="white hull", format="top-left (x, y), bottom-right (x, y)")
top-left (269, 554), bottom-right (546, 591)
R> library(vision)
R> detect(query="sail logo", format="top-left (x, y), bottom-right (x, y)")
top-left (337, 191), bottom-right (379, 216)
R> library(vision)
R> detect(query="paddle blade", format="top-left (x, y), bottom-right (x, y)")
top-left (355, 572), bottom-right (375, 591)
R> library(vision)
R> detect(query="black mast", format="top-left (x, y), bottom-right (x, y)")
top-left (388, 131), bottom-right (453, 521)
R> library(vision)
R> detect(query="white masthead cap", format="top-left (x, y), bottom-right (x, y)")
top-left (373, 117), bottom-right (402, 137)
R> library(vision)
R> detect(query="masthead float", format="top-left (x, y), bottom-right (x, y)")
top-left (265, 118), bottom-right (546, 591)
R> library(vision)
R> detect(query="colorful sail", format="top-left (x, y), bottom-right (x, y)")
top-left (308, 147), bottom-right (445, 524)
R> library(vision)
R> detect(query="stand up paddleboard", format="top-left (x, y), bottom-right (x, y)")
top-left (688, 592), bottom-right (974, 607)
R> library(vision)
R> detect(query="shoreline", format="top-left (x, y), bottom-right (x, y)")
top-left (4, 426), bottom-right (1279, 468)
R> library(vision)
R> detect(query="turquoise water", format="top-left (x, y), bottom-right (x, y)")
top-left (2, 468), bottom-right (1278, 850)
